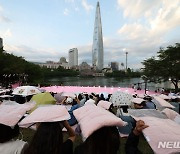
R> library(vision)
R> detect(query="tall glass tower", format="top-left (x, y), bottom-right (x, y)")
top-left (92, 1), bottom-right (104, 70)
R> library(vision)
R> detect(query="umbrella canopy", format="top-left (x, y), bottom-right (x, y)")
top-left (54, 93), bottom-right (66, 103)
top-left (131, 98), bottom-right (145, 104)
top-left (61, 92), bottom-right (76, 98)
top-left (19, 105), bottom-right (70, 128)
top-left (0, 103), bottom-right (35, 127)
top-left (158, 94), bottom-right (170, 100)
top-left (110, 91), bottom-right (133, 106)
top-left (30, 92), bottom-right (56, 112)
top-left (12, 86), bottom-right (41, 96)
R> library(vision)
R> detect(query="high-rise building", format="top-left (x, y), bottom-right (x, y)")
top-left (68, 48), bottom-right (78, 67)
top-left (92, 2), bottom-right (104, 70)
top-left (109, 62), bottom-right (119, 71)
top-left (0, 38), bottom-right (3, 49)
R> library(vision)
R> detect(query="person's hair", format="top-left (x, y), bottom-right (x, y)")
top-left (100, 94), bottom-right (104, 98)
top-left (106, 94), bottom-right (112, 101)
top-left (82, 126), bottom-right (120, 154)
top-left (91, 93), bottom-right (96, 97)
top-left (141, 101), bottom-right (146, 107)
top-left (0, 124), bottom-right (20, 143)
top-left (24, 122), bottom-right (63, 154)
top-left (95, 94), bottom-right (99, 98)
top-left (89, 95), bottom-right (93, 99)
top-left (108, 104), bottom-right (116, 114)
top-left (78, 94), bottom-right (83, 101)
top-left (144, 96), bottom-right (152, 101)
top-left (84, 94), bottom-right (89, 101)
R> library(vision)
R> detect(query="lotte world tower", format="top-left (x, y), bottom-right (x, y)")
top-left (92, 2), bottom-right (104, 70)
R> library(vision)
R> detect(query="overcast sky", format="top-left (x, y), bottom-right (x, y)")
top-left (0, 0), bottom-right (180, 69)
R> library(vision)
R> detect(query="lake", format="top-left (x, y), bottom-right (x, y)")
top-left (47, 77), bottom-right (172, 91)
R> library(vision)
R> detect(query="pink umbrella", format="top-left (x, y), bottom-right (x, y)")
top-left (61, 92), bottom-right (76, 98)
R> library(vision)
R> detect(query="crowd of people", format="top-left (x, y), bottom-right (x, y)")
top-left (0, 89), bottom-right (152, 154)
top-left (0, 118), bottom-right (148, 154)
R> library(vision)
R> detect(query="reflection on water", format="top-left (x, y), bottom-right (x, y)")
top-left (49, 77), bottom-right (153, 89)
top-left (47, 77), bottom-right (169, 91)
top-left (48, 77), bottom-right (141, 87)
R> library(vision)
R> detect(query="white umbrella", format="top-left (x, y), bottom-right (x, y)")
top-left (12, 86), bottom-right (41, 96)
top-left (110, 91), bottom-right (133, 106)
top-left (159, 94), bottom-right (170, 100)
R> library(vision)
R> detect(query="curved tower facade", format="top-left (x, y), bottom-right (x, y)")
top-left (92, 2), bottom-right (104, 70)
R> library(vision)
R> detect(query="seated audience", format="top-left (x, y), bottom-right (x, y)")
top-left (74, 126), bottom-right (120, 154)
top-left (125, 120), bottom-right (148, 154)
top-left (78, 94), bottom-right (86, 106)
top-left (24, 121), bottom-right (75, 154)
top-left (106, 94), bottom-right (112, 101)
top-left (84, 95), bottom-right (95, 105)
top-left (99, 94), bottom-right (106, 101)
top-left (0, 124), bottom-right (27, 154)
top-left (74, 120), bottom-right (148, 154)
top-left (143, 97), bottom-right (156, 109)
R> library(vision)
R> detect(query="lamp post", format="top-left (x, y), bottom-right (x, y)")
top-left (125, 52), bottom-right (128, 72)
top-left (141, 75), bottom-right (148, 94)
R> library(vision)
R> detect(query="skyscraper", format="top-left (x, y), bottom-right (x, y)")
top-left (109, 62), bottom-right (119, 71)
top-left (68, 48), bottom-right (78, 67)
top-left (92, 1), bottom-right (104, 70)
top-left (0, 38), bottom-right (3, 49)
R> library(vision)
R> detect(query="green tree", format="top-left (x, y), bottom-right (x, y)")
top-left (0, 49), bottom-right (43, 86)
top-left (142, 43), bottom-right (180, 92)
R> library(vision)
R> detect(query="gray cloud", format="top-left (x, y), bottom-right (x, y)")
top-left (0, 5), bottom-right (11, 23)
top-left (0, 15), bottom-right (11, 23)
top-left (81, 0), bottom-right (93, 12)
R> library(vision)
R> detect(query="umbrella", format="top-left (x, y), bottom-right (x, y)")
top-left (131, 98), bottom-right (145, 104)
top-left (110, 91), bottom-right (133, 106)
top-left (12, 86), bottom-right (41, 96)
top-left (61, 92), bottom-right (76, 98)
top-left (158, 94), bottom-right (170, 100)
top-left (54, 93), bottom-right (66, 103)
top-left (30, 92), bottom-right (56, 112)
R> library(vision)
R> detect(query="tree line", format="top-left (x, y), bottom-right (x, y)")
top-left (142, 43), bottom-right (180, 92)
top-left (0, 47), bottom-right (78, 87)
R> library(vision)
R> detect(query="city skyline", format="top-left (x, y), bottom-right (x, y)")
top-left (0, 0), bottom-right (180, 69)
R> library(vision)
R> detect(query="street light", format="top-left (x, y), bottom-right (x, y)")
top-left (141, 75), bottom-right (148, 94)
top-left (125, 52), bottom-right (128, 72)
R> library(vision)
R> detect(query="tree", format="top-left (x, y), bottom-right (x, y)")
top-left (0, 49), bottom-right (43, 86)
top-left (142, 43), bottom-right (180, 92)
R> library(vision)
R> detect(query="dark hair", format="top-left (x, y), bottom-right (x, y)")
top-left (91, 93), bottom-right (96, 97)
top-left (78, 94), bottom-right (83, 101)
top-left (141, 101), bottom-right (146, 107)
top-left (109, 104), bottom-right (116, 114)
top-left (89, 95), bottom-right (93, 99)
top-left (106, 94), bottom-right (112, 101)
top-left (82, 126), bottom-right (120, 154)
top-left (144, 96), bottom-right (152, 101)
top-left (24, 122), bottom-right (63, 154)
top-left (84, 94), bottom-right (89, 101)
top-left (0, 124), bottom-right (20, 143)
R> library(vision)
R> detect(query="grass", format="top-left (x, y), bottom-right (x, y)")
top-left (20, 128), bottom-right (154, 154)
